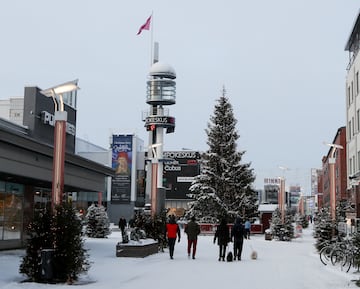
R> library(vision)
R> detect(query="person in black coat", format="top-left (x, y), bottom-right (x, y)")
top-left (118, 216), bottom-right (127, 236)
top-left (231, 217), bottom-right (247, 261)
top-left (213, 218), bottom-right (230, 261)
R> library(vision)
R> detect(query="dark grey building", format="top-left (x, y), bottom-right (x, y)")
top-left (0, 86), bottom-right (114, 250)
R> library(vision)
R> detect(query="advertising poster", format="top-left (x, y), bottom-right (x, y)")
top-left (111, 135), bottom-right (132, 203)
top-left (162, 151), bottom-right (201, 199)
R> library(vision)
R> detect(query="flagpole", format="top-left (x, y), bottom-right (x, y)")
top-left (150, 11), bottom-right (154, 65)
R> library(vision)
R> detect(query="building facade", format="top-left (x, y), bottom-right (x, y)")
top-left (263, 178), bottom-right (281, 204)
top-left (0, 85), bottom-right (113, 250)
top-left (345, 12), bottom-right (360, 219)
top-left (321, 127), bottom-right (347, 210)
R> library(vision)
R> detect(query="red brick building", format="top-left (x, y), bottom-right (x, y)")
top-left (321, 127), bottom-right (347, 209)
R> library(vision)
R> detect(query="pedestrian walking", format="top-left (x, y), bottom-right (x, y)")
top-left (213, 218), bottom-right (230, 261)
top-left (231, 217), bottom-right (246, 261)
top-left (165, 215), bottom-right (181, 259)
top-left (184, 216), bottom-right (200, 259)
top-left (244, 219), bottom-right (251, 239)
top-left (118, 216), bottom-right (127, 236)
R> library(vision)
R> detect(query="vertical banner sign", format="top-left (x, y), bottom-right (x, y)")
top-left (111, 135), bottom-right (132, 203)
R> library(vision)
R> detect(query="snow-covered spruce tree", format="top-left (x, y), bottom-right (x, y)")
top-left (313, 207), bottom-right (336, 252)
top-left (283, 210), bottom-right (294, 240)
top-left (186, 88), bottom-right (258, 222)
top-left (270, 208), bottom-right (294, 241)
top-left (52, 204), bottom-right (90, 283)
top-left (19, 209), bottom-right (53, 282)
top-left (295, 213), bottom-right (309, 229)
top-left (85, 204), bottom-right (110, 238)
top-left (131, 211), bottom-right (167, 249)
top-left (350, 232), bottom-right (360, 270)
top-left (336, 200), bottom-right (348, 227)
top-left (270, 208), bottom-right (282, 240)
top-left (19, 203), bottom-right (90, 283)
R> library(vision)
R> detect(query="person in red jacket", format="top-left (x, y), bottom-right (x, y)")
top-left (166, 215), bottom-right (181, 259)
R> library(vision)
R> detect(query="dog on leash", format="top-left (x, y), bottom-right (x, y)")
top-left (250, 250), bottom-right (258, 260)
top-left (250, 245), bottom-right (258, 260)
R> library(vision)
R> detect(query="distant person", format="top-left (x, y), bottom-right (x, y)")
top-left (213, 218), bottom-right (230, 261)
top-left (166, 215), bottom-right (181, 259)
top-left (118, 216), bottom-right (127, 236)
top-left (184, 216), bottom-right (201, 259)
top-left (244, 219), bottom-right (251, 239)
top-left (231, 217), bottom-right (246, 261)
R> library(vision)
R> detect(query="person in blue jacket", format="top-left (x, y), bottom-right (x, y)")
top-left (244, 219), bottom-right (251, 239)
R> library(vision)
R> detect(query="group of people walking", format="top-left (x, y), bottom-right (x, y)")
top-left (213, 217), bottom-right (248, 261)
top-left (166, 215), bottom-right (249, 261)
top-left (119, 214), bottom-right (250, 261)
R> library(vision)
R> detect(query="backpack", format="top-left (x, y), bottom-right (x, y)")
top-left (226, 251), bottom-right (233, 262)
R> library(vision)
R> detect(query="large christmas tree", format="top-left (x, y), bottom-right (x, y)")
top-left (186, 87), bottom-right (258, 222)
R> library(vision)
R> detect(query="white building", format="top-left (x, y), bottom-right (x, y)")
top-left (346, 12), bottom-right (360, 188)
top-left (0, 97), bottom-right (24, 126)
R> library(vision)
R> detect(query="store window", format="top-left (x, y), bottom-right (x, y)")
top-left (34, 187), bottom-right (51, 212)
top-left (0, 181), bottom-right (24, 240)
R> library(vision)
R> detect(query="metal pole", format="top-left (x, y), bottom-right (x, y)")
top-left (281, 178), bottom-right (285, 224)
top-left (329, 156), bottom-right (336, 222)
top-left (151, 162), bottom-right (158, 216)
top-left (51, 110), bottom-right (67, 211)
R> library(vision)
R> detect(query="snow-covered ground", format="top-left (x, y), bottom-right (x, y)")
top-left (0, 226), bottom-right (359, 289)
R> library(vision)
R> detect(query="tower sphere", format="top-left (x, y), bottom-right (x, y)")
top-left (149, 62), bottom-right (176, 79)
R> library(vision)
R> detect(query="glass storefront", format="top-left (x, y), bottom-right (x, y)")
top-left (0, 181), bottom-right (24, 240)
top-left (33, 187), bottom-right (51, 212)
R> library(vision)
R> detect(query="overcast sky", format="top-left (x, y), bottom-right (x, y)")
top-left (0, 1), bottom-right (358, 193)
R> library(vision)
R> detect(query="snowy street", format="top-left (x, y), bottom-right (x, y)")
top-left (0, 226), bottom-right (359, 289)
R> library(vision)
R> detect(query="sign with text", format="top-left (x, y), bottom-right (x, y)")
top-left (111, 135), bottom-right (132, 203)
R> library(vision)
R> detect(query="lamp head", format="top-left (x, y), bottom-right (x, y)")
top-left (323, 142), bottom-right (343, 150)
top-left (40, 79), bottom-right (80, 97)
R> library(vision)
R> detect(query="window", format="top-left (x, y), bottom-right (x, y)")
top-left (349, 121), bottom-right (352, 140)
top-left (353, 117), bottom-right (355, 136)
top-left (357, 71), bottom-right (359, 95)
top-left (358, 109), bottom-right (360, 132)
top-left (350, 158), bottom-right (353, 176)
top-left (348, 86), bottom-right (351, 106)
top-left (354, 156), bottom-right (356, 174)
top-left (352, 81), bottom-right (354, 102)
top-left (0, 182), bottom-right (23, 241)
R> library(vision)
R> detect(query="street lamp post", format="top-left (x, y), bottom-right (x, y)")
top-left (149, 143), bottom-right (162, 216)
top-left (324, 142), bottom-right (343, 223)
top-left (279, 166), bottom-right (289, 224)
top-left (41, 80), bottom-right (80, 211)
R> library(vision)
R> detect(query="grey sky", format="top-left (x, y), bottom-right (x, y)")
top-left (0, 1), bottom-right (358, 193)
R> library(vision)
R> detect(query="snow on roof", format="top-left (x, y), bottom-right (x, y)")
top-left (149, 61), bottom-right (176, 79)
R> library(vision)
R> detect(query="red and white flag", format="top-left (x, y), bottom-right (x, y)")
top-left (137, 15), bottom-right (152, 35)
